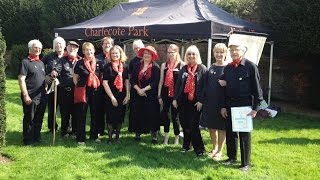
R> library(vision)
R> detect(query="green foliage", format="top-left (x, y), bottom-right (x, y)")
top-left (42, 48), bottom-right (53, 57)
top-left (210, 0), bottom-right (257, 19)
top-left (0, 29), bottom-right (6, 147)
top-left (40, 0), bottom-right (126, 47)
top-left (257, 0), bottom-right (320, 56)
top-left (0, 0), bottom-right (43, 49)
top-left (9, 44), bottom-right (28, 78)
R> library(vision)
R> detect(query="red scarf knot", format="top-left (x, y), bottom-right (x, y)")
top-left (29, 53), bottom-right (40, 61)
top-left (84, 57), bottom-right (100, 88)
top-left (138, 62), bottom-right (152, 87)
top-left (184, 64), bottom-right (198, 101)
top-left (112, 61), bottom-right (124, 92)
top-left (230, 58), bottom-right (241, 68)
top-left (164, 60), bottom-right (178, 97)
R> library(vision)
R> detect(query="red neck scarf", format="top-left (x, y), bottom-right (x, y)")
top-left (112, 61), bottom-right (124, 92)
top-left (64, 52), bottom-right (79, 63)
top-left (28, 53), bottom-right (40, 61)
top-left (138, 62), bottom-right (152, 87)
top-left (230, 58), bottom-right (241, 68)
top-left (84, 57), bottom-right (100, 88)
top-left (164, 60), bottom-right (178, 97)
top-left (184, 64), bottom-right (198, 101)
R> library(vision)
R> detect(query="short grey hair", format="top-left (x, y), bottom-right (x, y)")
top-left (53, 36), bottom-right (66, 50)
top-left (28, 39), bottom-right (43, 49)
top-left (132, 39), bottom-right (144, 50)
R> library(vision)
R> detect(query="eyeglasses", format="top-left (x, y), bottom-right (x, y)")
top-left (168, 51), bottom-right (176, 54)
top-left (187, 52), bottom-right (196, 56)
top-left (229, 48), bottom-right (243, 52)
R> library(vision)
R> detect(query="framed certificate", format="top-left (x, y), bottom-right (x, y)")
top-left (231, 106), bottom-right (253, 132)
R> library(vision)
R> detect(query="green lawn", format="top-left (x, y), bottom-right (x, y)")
top-left (1, 78), bottom-right (320, 179)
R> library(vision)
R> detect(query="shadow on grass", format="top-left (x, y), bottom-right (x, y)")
top-left (258, 137), bottom-right (320, 145)
top-left (6, 92), bottom-right (22, 106)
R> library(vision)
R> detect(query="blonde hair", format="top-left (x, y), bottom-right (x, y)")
top-left (213, 43), bottom-right (227, 53)
top-left (82, 42), bottom-right (95, 53)
top-left (167, 44), bottom-right (182, 63)
top-left (102, 36), bottom-right (114, 46)
top-left (110, 45), bottom-right (128, 62)
top-left (184, 45), bottom-right (202, 64)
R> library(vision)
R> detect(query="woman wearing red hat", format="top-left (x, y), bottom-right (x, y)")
top-left (172, 45), bottom-right (206, 156)
top-left (131, 45), bottom-right (160, 143)
top-left (102, 45), bottom-right (130, 143)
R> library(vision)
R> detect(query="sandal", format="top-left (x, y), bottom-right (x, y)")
top-left (213, 152), bottom-right (223, 161)
top-left (208, 149), bottom-right (217, 158)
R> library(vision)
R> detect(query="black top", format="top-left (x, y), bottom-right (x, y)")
top-left (128, 56), bottom-right (142, 75)
top-left (41, 52), bottom-right (61, 75)
top-left (160, 62), bottom-right (182, 98)
top-left (221, 58), bottom-right (263, 110)
top-left (173, 64), bottom-right (207, 102)
top-left (73, 59), bottom-right (104, 87)
top-left (131, 61), bottom-right (160, 98)
top-left (103, 62), bottom-right (129, 94)
top-left (96, 53), bottom-right (109, 66)
top-left (54, 56), bottom-right (77, 87)
top-left (19, 58), bottom-right (46, 98)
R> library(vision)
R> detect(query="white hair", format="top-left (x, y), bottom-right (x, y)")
top-left (132, 39), bottom-right (144, 50)
top-left (184, 45), bottom-right (202, 64)
top-left (53, 36), bottom-right (66, 51)
top-left (28, 39), bottom-right (43, 49)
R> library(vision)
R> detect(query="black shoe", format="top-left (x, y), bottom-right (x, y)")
top-left (224, 158), bottom-right (237, 166)
top-left (181, 148), bottom-right (191, 153)
top-left (151, 138), bottom-right (158, 144)
top-left (134, 134), bottom-right (141, 141)
top-left (239, 165), bottom-right (251, 171)
top-left (23, 140), bottom-right (34, 146)
top-left (196, 151), bottom-right (205, 156)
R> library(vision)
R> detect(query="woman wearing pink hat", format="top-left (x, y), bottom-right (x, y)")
top-left (131, 45), bottom-right (160, 143)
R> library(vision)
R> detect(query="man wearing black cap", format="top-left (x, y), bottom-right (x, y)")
top-left (219, 41), bottom-right (263, 171)
top-left (41, 36), bottom-right (66, 133)
top-left (54, 41), bottom-right (80, 138)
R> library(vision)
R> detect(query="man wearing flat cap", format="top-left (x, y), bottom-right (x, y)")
top-left (53, 40), bottom-right (81, 138)
top-left (219, 40), bottom-right (263, 171)
top-left (41, 36), bottom-right (66, 133)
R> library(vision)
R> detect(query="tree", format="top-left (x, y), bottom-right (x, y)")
top-left (41, 0), bottom-right (127, 47)
top-left (0, 28), bottom-right (6, 147)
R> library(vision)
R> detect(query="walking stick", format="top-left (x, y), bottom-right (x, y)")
top-left (52, 79), bottom-right (58, 146)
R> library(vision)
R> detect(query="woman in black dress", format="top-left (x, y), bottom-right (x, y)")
top-left (200, 43), bottom-right (228, 160)
top-left (103, 45), bottom-right (130, 143)
top-left (131, 45), bottom-right (160, 143)
top-left (172, 45), bottom-right (206, 156)
top-left (158, 44), bottom-right (184, 145)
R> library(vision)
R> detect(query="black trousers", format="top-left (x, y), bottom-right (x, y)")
top-left (22, 95), bottom-right (46, 144)
top-left (179, 98), bottom-right (204, 154)
top-left (47, 91), bottom-right (58, 130)
top-left (75, 88), bottom-right (105, 142)
top-left (225, 98), bottom-right (252, 166)
top-left (161, 95), bottom-right (180, 135)
top-left (58, 86), bottom-right (75, 136)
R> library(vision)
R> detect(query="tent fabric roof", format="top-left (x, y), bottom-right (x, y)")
top-left (54, 0), bottom-right (269, 40)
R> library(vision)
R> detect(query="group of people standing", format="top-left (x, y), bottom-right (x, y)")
top-left (18, 36), bottom-right (263, 171)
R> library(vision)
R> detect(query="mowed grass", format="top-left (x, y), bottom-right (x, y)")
top-left (1, 78), bottom-right (320, 179)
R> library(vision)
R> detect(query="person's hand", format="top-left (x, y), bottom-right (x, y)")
top-left (195, 102), bottom-right (203, 111)
top-left (172, 100), bottom-right (178, 109)
top-left (50, 70), bottom-right (58, 78)
top-left (123, 96), bottom-right (130, 105)
top-left (45, 75), bottom-right (53, 85)
top-left (221, 108), bottom-right (228, 119)
top-left (111, 96), bottom-right (118, 107)
top-left (137, 88), bottom-right (147, 97)
top-left (23, 94), bottom-right (32, 105)
top-left (158, 97), bottom-right (163, 106)
top-left (218, 80), bottom-right (227, 87)
top-left (247, 110), bottom-right (257, 118)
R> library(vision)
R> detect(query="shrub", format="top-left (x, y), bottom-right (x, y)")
top-left (8, 44), bottom-right (28, 78)
top-left (0, 29), bottom-right (7, 147)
